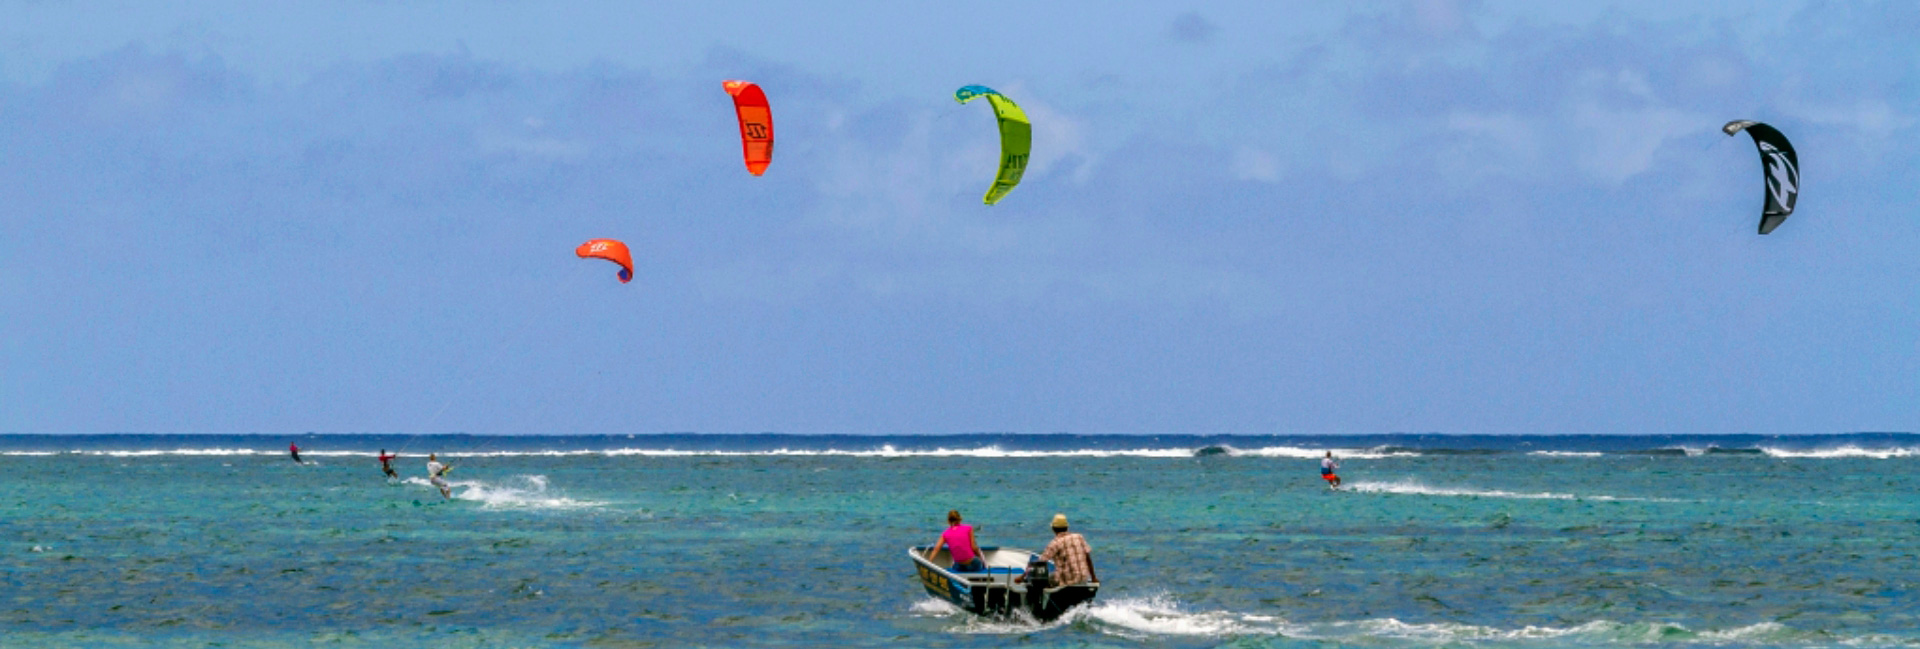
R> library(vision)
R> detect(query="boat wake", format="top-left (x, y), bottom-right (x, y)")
top-left (914, 594), bottom-right (1907, 646)
top-left (1297, 618), bottom-right (1871, 646)
top-left (914, 593), bottom-right (1295, 637)
top-left (1070, 594), bottom-right (1287, 638)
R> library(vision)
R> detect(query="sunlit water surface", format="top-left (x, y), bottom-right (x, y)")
top-left (2, 434), bottom-right (1916, 648)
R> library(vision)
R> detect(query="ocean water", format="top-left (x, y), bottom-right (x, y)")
top-left (2, 433), bottom-right (1917, 648)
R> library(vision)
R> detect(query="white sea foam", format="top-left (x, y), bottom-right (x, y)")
top-left (84, 448), bottom-right (274, 457)
top-left (16, 445), bottom-right (1433, 459)
top-left (1345, 479), bottom-right (1676, 502)
top-left (401, 474), bottom-right (605, 509)
top-left (908, 598), bottom-right (961, 616)
top-left (19, 447), bottom-right (1197, 458)
top-left (1331, 617), bottom-right (1509, 641)
top-left (369, 446), bottom-right (1207, 458)
top-left (1178, 615), bottom-right (1840, 646)
top-left (932, 593), bottom-right (1296, 638)
top-left (1222, 446), bottom-right (1411, 459)
top-left (603, 445), bottom-right (1200, 458)
top-left (1348, 479), bottom-right (1584, 500)
top-left (1760, 445), bottom-right (1920, 459)
top-left (42, 444), bottom-right (1920, 460)
top-left (2, 449), bottom-right (370, 457)
top-left (1696, 621), bottom-right (1790, 642)
top-left (1072, 594), bottom-right (1294, 638)
top-left (1308, 618), bottom-right (1669, 643)
top-left (917, 596), bottom-right (1887, 647)
top-left (1656, 445), bottom-right (1771, 457)
top-left (456, 475), bottom-right (604, 509)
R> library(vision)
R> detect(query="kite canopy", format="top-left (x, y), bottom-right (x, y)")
top-left (1722, 120), bottom-right (1799, 235)
top-left (575, 239), bottom-right (634, 283)
top-left (954, 85), bottom-right (1031, 205)
top-left (723, 80), bottom-right (773, 176)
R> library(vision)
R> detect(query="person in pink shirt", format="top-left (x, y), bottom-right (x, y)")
top-left (925, 509), bottom-right (984, 572)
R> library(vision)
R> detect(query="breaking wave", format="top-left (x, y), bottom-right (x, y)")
top-left (1759, 445), bottom-right (1920, 459)
top-left (1198, 445), bottom-right (1413, 459)
top-left (6, 436), bottom-right (1916, 461)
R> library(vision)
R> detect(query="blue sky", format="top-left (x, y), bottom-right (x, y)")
top-left (2, 1), bottom-right (1914, 434)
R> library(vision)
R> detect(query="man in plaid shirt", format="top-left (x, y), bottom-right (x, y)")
top-left (1036, 513), bottom-right (1098, 586)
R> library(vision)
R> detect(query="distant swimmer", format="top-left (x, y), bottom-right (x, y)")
top-left (1321, 451), bottom-right (1341, 488)
top-left (378, 449), bottom-right (398, 479)
top-left (290, 442), bottom-right (304, 464)
top-left (926, 509), bottom-right (984, 572)
top-left (426, 453), bottom-right (453, 499)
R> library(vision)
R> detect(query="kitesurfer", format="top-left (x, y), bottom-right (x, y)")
top-left (426, 453), bottom-right (453, 499)
top-left (1321, 451), bottom-right (1341, 488)
top-left (378, 449), bottom-right (398, 479)
top-left (1021, 513), bottom-right (1098, 586)
top-left (926, 509), bottom-right (984, 572)
top-left (289, 442), bottom-right (303, 464)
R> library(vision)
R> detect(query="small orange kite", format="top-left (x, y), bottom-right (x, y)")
top-left (575, 239), bottom-right (634, 283)
top-left (723, 80), bottom-right (773, 176)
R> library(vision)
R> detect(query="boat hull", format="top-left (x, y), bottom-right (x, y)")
top-left (909, 546), bottom-right (1097, 622)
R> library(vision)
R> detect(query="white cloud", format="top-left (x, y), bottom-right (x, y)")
top-left (1790, 98), bottom-right (1915, 137)
top-left (1444, 111), bottom-right (1540, 179)
top-left (1570, 103), bottom-right (1697, 184)
top-left (1563, 70), bottom-right (1702, 184)
top-left (994, 87), bottom-right (1092, 183)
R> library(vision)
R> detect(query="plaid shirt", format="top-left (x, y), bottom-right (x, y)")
top-left (1039, 532), bottom-right (1095, 585)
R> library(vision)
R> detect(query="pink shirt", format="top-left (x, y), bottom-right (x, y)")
top-left (941, 524), bottom-right (977, 563)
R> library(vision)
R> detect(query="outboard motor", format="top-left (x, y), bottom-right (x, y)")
top-left (1024, 554), bottom-right (1054, 618)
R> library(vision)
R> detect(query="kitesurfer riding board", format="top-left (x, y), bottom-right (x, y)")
top-left (426, 454), bottom-right (454, 499)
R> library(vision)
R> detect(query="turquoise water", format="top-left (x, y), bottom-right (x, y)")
top-left (2, 435), bottom-right (1917, 647)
